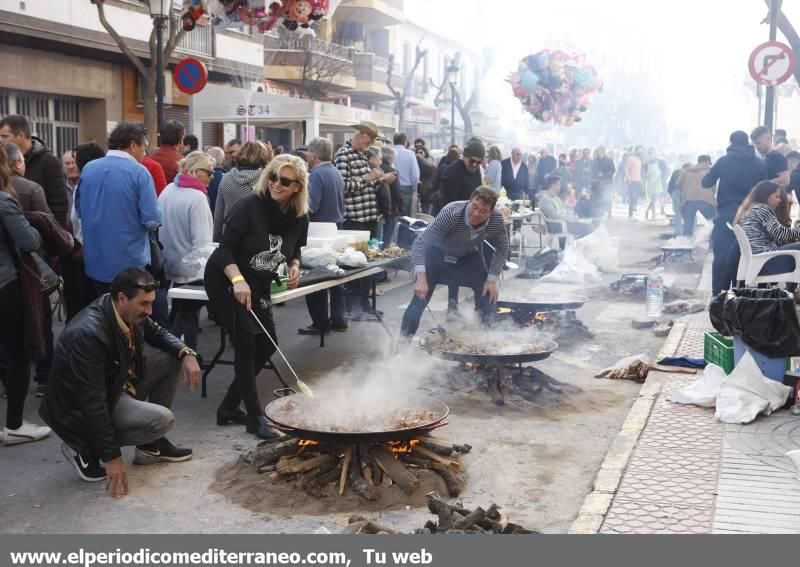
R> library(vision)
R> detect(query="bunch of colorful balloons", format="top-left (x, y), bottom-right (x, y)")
top-left (181, 0), bottom-right (329, 33)
top-left (510, 50), bottom-right (603, 127)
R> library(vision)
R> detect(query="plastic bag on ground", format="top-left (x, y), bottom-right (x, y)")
top-left (576, 225), bottom-right (619, 273)
top-left (541, 243), bottom-right (600, 284)
top-left (670, 363), bottom-right (727, 407)
top-left (715, 352), bottom-right (792, 424)
top-left (302, 248), bottom-right (338, 269)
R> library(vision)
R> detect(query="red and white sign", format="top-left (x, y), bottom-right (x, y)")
top-left (173, 57), bottom-right (208, 95)
top-left (748, 41), bottom-right (797, 86)
top-left (407, 106), bottom-right (438, 125)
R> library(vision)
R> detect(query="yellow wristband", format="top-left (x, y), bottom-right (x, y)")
top-left (231, 275), bottom-right (245, 284)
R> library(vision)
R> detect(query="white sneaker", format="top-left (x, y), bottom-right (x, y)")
top-left (3, 421), bottom-right (51, 445)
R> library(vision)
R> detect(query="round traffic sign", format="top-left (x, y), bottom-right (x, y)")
top-left (173, 57), bottom-right (208, 95)
top-left (748, 41), bottom-right (797, 86)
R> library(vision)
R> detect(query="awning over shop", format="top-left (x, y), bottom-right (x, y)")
top-left (191, 83), bottom-right (398, 145)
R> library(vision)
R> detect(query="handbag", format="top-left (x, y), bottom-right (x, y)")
top-left (23, 251), bottom-right (61, 295)
top-left (146, 228), bottom-right (164, 278)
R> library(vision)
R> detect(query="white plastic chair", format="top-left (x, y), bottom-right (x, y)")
top-left (543, 216), bottom-right (575, 250)
top-left (730, 223), bottom-right (800, 286)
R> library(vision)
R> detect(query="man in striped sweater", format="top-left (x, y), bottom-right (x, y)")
top-left (400, 187), bottom-right (508, 337)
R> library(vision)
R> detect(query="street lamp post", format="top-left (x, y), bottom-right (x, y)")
top-left (764, 0), bottom-right (782, 131)
top-left (148, 0), bottom-right (170, 139)
top-left (446, 56), bottom-right (460, 147)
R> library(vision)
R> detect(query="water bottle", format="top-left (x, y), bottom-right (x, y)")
top-left (646, 268), bottom-right (664, 318)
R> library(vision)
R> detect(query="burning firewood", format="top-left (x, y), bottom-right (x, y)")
top-left (370, 446), bottom-right (420, 495)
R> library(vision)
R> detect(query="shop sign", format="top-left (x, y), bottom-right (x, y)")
top-left (235, 104), bottom-right (271, 117)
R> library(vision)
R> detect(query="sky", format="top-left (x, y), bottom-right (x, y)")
top-left (404, 0), bottom-right (800, 151)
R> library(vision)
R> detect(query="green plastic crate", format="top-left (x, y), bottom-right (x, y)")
top-left (271, 276), bottom-right (288, 294)
top-left (704, 332), bottom-right (734, 374)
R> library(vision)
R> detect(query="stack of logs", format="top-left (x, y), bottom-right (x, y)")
top-left (243, 436), bottom-right (471, 500)
top-left (421, 493), bottom-right (538, 534)
top-left (340, 493), bottom-right (538, 534)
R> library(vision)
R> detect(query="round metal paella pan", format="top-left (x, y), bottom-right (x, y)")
top-left (264, 391), bottom-right (450, 444)
top-left (418, 331), bottom-right (558, 365)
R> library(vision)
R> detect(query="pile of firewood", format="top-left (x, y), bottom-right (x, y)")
top-left (241, 436), bottom-right (470, 500)
top-left (340, 493), bottom-right (539, 534)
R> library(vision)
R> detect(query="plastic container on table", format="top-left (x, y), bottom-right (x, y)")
top-left (732, 336), bottom-right (788, 382)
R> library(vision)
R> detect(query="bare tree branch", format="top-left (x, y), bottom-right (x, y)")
top-left (385, 54), bottom-right (402, 99)
top-left (164, 12), bottom-right (187, 62)
top-left (91, 0), bottom-right (149, 78)
top-left (761, 0), bottom-right (800, 86)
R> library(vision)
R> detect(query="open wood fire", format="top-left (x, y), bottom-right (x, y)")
top-left (461, 362), bottom-right (568, 406)
top-left (244, 435), bottom-right (470, 500)
top-left (495, 307), bottom-right (594, 339)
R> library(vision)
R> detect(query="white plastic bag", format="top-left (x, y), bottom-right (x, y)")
top-left (715, 352), bottom-right (792, 424)
top-left (541, 244), bottom-right (600, 284)
top-left (576, 225), bottom-right (619, 273)
top-left (302, 248), bottom-right (338, 268)
top-left (338, 247), bottom-right (367, 268)
top-left (670, 363), bottom-right (727, 407)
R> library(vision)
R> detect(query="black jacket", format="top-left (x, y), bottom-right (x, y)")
top-left (702, 143), bottom-right (767, 220)
top-left (205, 192), bottom-right (308, 334)
top-left (39, 295), bottom-right (185, 462)
top-left (500, 159), bottom-right (530, 199)
top-left (381, 161), bottom-right (403, 216)
top-left (440, 159), bottom-right (482, 207)
top-left (24, 137), bottom-right (68, 226)
top-left (535, 155), bottom-right (557, 191)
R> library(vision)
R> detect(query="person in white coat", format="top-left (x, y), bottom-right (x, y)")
top-left (159, 151), bottom-right (215, 350)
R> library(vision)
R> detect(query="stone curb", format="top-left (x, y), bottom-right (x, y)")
top-left (567, 318), bottom-right (688, 534)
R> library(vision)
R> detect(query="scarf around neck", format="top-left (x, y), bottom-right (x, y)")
top-left (175, 173), bottom-right (208, 195)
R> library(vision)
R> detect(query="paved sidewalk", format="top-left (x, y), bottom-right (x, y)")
top-left (571, 312), bottom-right (800, 534)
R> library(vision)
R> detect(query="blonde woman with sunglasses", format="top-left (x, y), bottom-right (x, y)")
top-left (204, 155), bottom-right (309, 440)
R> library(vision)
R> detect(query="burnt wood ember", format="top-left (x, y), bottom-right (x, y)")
top-left (459, 363), bottom-right (569, 404)
top-left (243, 434), bottom-right (467, 501)
top-left (412, 493), bottom-right (539, 534)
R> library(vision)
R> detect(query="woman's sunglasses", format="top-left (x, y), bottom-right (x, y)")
top-left (268, 173), bottom-right (298, 188)
top-left (198, 168), bottom-right (214, 177)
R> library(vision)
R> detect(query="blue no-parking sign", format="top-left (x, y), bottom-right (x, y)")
top-left (173, 57), bottom-right (208, 95)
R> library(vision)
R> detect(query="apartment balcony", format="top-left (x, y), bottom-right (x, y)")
top-left (264, 35), bottom-right (356, 91)
top-left (175, 22), bottom-right (214, 59)
top-left (333, 0), bottom-right (405, 27)
top-left (350, 53), bottom-right (406, 100)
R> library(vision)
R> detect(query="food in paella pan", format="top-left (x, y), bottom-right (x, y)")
top-left (270, 399), bottom-right (441, 433)
top-left (426, 333), bottom-right (551, 356)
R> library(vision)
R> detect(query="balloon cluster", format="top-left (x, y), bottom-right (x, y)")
top-left (181, 0), bottom-right (329, 33)
top-left (510, 50), bottom-right (603, 127)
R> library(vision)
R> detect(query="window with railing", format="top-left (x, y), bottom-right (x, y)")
top-left (175, 21), bottom-right (214, 57)
top-left (266, 36), bottom-right (354, 62)
top-left (2, 89), bottom-right (80, 157)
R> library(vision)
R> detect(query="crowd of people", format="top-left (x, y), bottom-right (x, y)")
top-left (2, 105), bottom-right (798, 498)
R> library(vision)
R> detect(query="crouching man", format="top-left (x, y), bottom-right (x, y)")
top-left (39, 268), bottom-right (201, 498)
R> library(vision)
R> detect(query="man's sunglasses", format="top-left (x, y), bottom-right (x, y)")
top-left (134, 282), bottom-right (160, 293)
top-left (269, 173), bottom-right (299, 188)
top-left (467, 157), bottom-right (482, 167)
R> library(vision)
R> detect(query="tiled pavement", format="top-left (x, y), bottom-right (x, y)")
top-left (599, 314), bottom-right (723, 534)
top-left (573, 311), bottom-right (800, 534)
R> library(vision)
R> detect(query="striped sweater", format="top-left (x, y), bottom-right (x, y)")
top-left (739, 203), bottom-right (800, 254)
top-left (412, 200), bottom-right (509, 282)
top-left (334, 141), bottom-right (381, 223)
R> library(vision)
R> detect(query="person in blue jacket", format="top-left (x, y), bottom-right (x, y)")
top-left (702, 130), bottom-right (767, 294)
